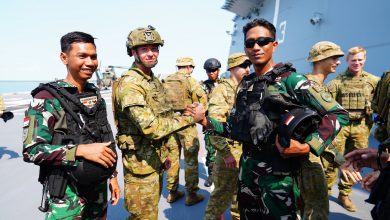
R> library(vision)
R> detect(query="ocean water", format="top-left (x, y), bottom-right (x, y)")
top-left (0, 81), bottom-right (48, 94)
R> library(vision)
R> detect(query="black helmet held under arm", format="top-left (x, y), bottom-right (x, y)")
top-left (278, 107), bottom-right (321, 148)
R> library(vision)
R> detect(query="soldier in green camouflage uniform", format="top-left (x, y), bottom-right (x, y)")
top-left (301, 41), bottom-right (345, 220)
top-left (372, 70), bottom-right (390, 142)
top-left (22, 31), bottom-right (120, 220)
top-left (113, 26), bottom-right (196, 220)
top-left (201, 58), bottom-right (222, 187)
top-left (189, 18), bottom-right (349, 219)
top-left (204, 53), bottom-right (250, 220)
top-left (327, 46), bottom-right (379, 212)
top-left (163, 56), bottom-right (208, 205)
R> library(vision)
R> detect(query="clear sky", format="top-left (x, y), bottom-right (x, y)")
top-left (0, 0), bottom-right (235, 81)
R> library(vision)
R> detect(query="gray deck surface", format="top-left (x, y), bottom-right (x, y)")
top-left (0, 90), bottom-right (375, 219)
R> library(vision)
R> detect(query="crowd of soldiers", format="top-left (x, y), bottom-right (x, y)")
top-left (19, 17), bottom-right (390, 220)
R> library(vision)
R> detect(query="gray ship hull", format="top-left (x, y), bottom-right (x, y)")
top-left (224, 0), bottom-right (390, 79)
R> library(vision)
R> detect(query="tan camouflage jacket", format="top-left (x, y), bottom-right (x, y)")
top-left (113, 64), bottom-right (194, 175)
top-left (208, 78), bottom-right (242, 157)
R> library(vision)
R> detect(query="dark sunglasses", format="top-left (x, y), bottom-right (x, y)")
top-left (245, 37), bottom-right (274, 48)
top-left (238, 62), bottom-right (251, 69)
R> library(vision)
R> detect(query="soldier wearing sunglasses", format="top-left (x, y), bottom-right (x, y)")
top-left (187, 18), bottom-right (348, 219)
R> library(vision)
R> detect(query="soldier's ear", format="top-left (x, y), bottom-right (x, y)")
top-left (60, 52), bottom-right (68, 65)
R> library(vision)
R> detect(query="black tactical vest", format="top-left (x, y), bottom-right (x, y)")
top-left (230, 63), bottom-right (300, 174)
top-left (32, 82), bottom-right (116, 185)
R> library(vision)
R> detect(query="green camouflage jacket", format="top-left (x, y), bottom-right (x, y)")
top-left (23, 81), bottom-right (101, 167)
top-left (206, 70), bottom-right (349, 157)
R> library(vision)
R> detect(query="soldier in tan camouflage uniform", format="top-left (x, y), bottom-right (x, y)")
top-left (302, 41), bottom-right (345, 220)
top-left (163, 56), bottom-right (208, 205)
top-left (204, 52), bottom-right (250, 220)
top-left (327, 46), bottom-right (379, 212)
top-left (113, 26), bottom-right (199, 220)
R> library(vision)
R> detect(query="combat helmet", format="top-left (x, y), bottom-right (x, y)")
top-left (278, 108), bottom-right (321, 148)
top-left (227, 52), bottom-right (251, 70)
top-left (126, 25), bottom-right (164, 56)
top-left (203, 58), bottom-right (221, 72)
top-left (68, 156), bottom-right (117, 186)
top-left (176, 57), bottom-right (195, 67)
top-left (307, 41), bottom-right (344, 62)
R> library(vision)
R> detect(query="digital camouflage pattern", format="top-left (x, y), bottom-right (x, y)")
top-left (163, 69), bottom-right (208, 193)
top-left (205, 71), bottom-right (348, 219)
top-left (372, 71), bottom-right (390, 141)
top-left (22, 81), bottom-right (109, 219)
top-left (327, 69), bottom-right (379, 196)
top-left (204, 78), bottom-right (242, 220)
top-left (113, 64), bottom-right (194, 219)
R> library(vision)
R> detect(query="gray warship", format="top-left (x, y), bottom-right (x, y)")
top-left (223, 0), bottom-right (390, 78)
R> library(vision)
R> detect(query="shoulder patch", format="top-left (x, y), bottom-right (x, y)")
top-left (23, 116), bottom-right (35, 144)
top-left (321, 92), bottom-right (333, 102)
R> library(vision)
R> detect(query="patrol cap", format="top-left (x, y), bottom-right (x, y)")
top-left (126, 25), bottom-right (164, 56)
top-left (176, 57), bottom-right (195, 67)
top-left (203, 58), bottom-right (221, 72)
top-left (307, 41), bottom-right (344, 62)
top-left (227, 52), bottom-right (251, 70)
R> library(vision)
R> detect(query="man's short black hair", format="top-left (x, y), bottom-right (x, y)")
top-left (60, 31), bottom-right (96, 53)
top-left (243, 18), bottom-right (276, 40)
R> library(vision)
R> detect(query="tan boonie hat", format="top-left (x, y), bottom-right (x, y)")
top-left (176, 57), bottom-right (195, 67)
top-left (228, 52), bottom-right (250, 70)
top-left (307, 41), bottom-right (344, 62)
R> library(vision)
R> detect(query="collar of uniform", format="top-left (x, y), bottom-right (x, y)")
top-left (130, 62), bottom-right (155, 81)
top-left (345, 68), bottom-right (366, 77)
top-left (56, 80), bottom-right (96, 93)
top-left (305, 73), bottom-right (322, 85)
top-left (177, 69), bottom-right (188, 75)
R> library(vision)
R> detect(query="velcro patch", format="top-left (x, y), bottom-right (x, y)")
top-left (23, 115), bottom-right (35, 144)
top-left (80, 96), bottom-right (97, 108)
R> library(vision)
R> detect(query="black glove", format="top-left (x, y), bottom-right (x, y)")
top-left (248, 110), bottom-right (273, 146)
top-left (1, 111), bottom-right (14, 122)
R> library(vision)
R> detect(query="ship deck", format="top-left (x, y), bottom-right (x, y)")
top-left (0, 90), bottom-right (374, 219)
